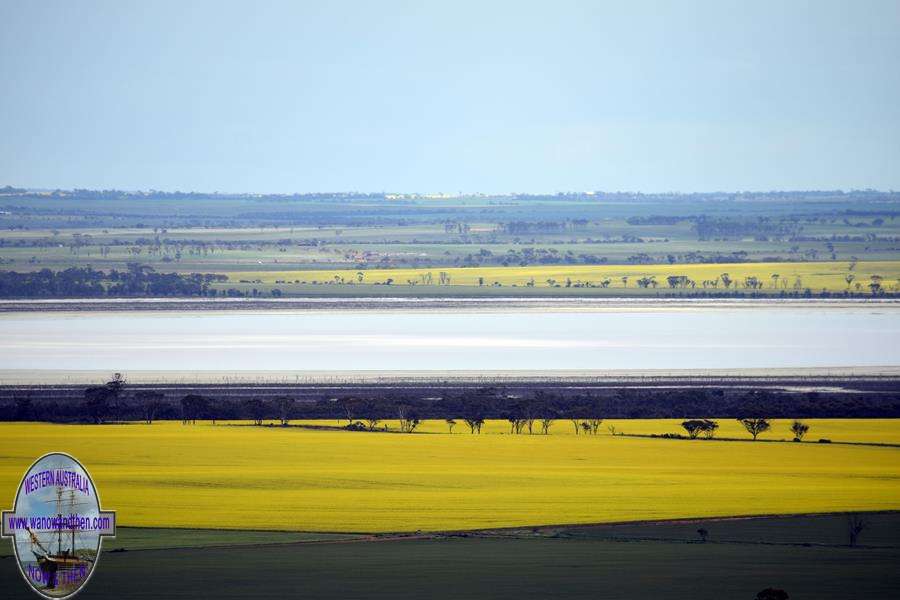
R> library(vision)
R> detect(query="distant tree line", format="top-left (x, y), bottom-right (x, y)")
top-left (0, 265), bottom-right (227, 298)
top-left (4, 383), bottom-right (900, 424)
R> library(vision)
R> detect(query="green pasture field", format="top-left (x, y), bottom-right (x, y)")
top-left (2, 222), bottom-right (899, 276)
top-left (104, 528), bottom-right (362, 551)
top-left (2, 514), bottom-right (897, 600)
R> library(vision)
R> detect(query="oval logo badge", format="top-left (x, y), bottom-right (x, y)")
top-left (2, 453), bottom-right (116, 599)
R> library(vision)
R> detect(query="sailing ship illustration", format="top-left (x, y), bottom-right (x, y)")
top-left (23, 486), bottom-right (94, 592)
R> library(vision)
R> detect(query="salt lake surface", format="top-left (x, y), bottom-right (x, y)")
top-left (0, 303), bottom-right (897, 373)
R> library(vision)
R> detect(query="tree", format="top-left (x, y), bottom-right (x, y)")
top-left (790, 420), bottom-right (809, 442)
top-left (683, 419), bottom-right (719, 439)
top-left (700, 419), bottom-right (719, 439)
top-left (13, 397), bottom-right (33, 421)
top-left (681, 419), bottom-right (706, 439)
top-left (460, 396), bottom-right (486, 433)
top-left (463, 417), bottom-right (485, 434)
top-left (739, 418), bottom-right (771, 441)
top-left (83, 386), bottom-right (111, 424)
top-left (506, 401), bottom-right (528, 434)
top-left (135, 390), bottom-right (165, 424)
top-left (275, 396), bottom-right (295, 426)
top-left (356, 399), bottom-right (383, 431)
top-left (697, 528), bottom-right (709, 542)
top-left (445, 419), bottom-right (456, 434)
top-left (244, 398), bottom-right (266, 426)
top-left (339, 397), bottom-right (360, 424)
top-left (104, 372), bottom-right (126, 421)
top-left (397, 405), bottom-right (421, 433)
top-left (508, 417), bottom-right (527, 434)
top-left (869, 274), bottom-right (883, 295)
top-left (848, 514), bottom-right (868, 546)
top-left (106, 372), bottom-right (126, 395)
top-left (182, 394), bottom-right (210, 425)
top-left (570, 417), bottom-right (583, 434)
top-left (540, 418), bottom-right (554, 435)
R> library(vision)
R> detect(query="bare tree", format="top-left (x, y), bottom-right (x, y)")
top-left (340, 397), bottom-right (361, 424)
top-left (738, 418), bottom-right (771, 441)
top-left (540, 418), bottom-right (554, 435)
top-left (397, 405), bottom-right (421, 433)
top-left (445, 419), bottom-right (456, 434)
top-left (135, 390), bottom-right (165, 424)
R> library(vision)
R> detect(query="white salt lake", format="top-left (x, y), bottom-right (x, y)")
top-left (0, 303), bottom-right (897, 373)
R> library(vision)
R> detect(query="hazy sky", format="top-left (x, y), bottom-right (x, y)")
top-left (1, 0), bottom-right (898, 193)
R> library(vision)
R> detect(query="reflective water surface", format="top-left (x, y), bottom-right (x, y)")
top-left (0, 305), bottom-right (897, 372)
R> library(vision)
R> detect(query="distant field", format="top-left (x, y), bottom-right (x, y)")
top-left (104, 527), bottom-right (361, 550)
top-left (1, 421), bottom-right (898, 532)
top-left (6, 516), bottom-right (900, 600)
top-left (225, 260), bottom-right (900, 293)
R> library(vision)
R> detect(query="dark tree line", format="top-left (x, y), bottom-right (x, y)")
top-left (0, 265), bottom-right (227, 298)
top-left (4, 383), bottom-right (900, 424)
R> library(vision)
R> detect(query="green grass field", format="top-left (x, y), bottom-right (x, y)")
top-left (4, 514), bottom-right (898, 600)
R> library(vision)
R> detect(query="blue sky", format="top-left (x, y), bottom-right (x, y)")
top-left (1, 0), bottom-right (898, 193)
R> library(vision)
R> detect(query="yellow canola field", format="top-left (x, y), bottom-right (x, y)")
top-left (228, 260), bottom-right (900, 291)
top-left (1, 421), bottom-right (898, 533)
top-left (297, 418), bottom-right (900, 444)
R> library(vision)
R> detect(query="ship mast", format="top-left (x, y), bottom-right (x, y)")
top-left (55, 486), bottom-right (63, 555)
top-left (69, 489), bottom-right (76, 554)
